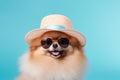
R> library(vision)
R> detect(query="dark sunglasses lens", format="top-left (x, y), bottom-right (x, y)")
top-left (58, 38), bottom-right (69, 48)
top-left (41, 38), bottom-right (52, 49)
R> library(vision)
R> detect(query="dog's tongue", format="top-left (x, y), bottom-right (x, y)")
top-left (52, 51), bottom-right (60, 56)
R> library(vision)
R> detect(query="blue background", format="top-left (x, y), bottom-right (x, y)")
top-left (0, 0), bottom-right (120, 80)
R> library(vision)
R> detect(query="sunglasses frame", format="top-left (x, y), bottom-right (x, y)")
top-left (41, 38), bottom-right (69, 49)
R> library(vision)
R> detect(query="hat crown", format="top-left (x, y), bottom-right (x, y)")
top-left (40, 14), bottom-right (73, 30)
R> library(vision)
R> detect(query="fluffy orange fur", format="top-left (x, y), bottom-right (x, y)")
top-left (16, 31), bottom-right (86, 80)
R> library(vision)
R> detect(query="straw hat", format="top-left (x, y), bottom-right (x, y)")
top-left (25, 14), bottom-right (86, 47)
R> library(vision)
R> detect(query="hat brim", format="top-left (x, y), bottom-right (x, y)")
top-left (25, 29), bottom-right (86, 47)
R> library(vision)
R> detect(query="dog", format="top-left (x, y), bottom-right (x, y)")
top-left (16, 14), bottom-right (87, 80)
top-left (16, 31), bottom-right (86, 80)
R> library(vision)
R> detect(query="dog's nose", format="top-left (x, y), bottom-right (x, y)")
top-left (53, 44), bottom-right (58, 48)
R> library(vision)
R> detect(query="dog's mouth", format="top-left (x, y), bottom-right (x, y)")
top-left (48, 50), bottom-right (65, 58)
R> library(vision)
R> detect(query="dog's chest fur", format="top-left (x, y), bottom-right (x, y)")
top-left (19, 52), bottom-right (85, 80)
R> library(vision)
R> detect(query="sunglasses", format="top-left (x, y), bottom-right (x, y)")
top-left (41, 38), bottom-right (69, 49)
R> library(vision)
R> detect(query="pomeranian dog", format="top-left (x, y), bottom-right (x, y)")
top-left (16, 14), bottom-right (86, 80)
top-left (16, 31), bottom-right (86, 80)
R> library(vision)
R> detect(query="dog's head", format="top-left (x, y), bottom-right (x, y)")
top-left (29, 31), bottom-right (83, 59)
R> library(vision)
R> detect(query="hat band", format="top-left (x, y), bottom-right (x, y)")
top-left (44, 25), bottom-right (65, 30)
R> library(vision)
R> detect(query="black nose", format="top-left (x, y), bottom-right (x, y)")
top-left (53, 44), bottom-right (58, 48)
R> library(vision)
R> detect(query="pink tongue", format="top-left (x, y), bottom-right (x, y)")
top-left (52, 52), bottom-right (60, 55)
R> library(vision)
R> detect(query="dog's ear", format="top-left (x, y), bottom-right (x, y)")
top-left (70, 36), bottom-right (82, 48)
top-left (29, 37), bottom-right (41, 46)
top-left (29, 37), bottom-right (42, 52)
